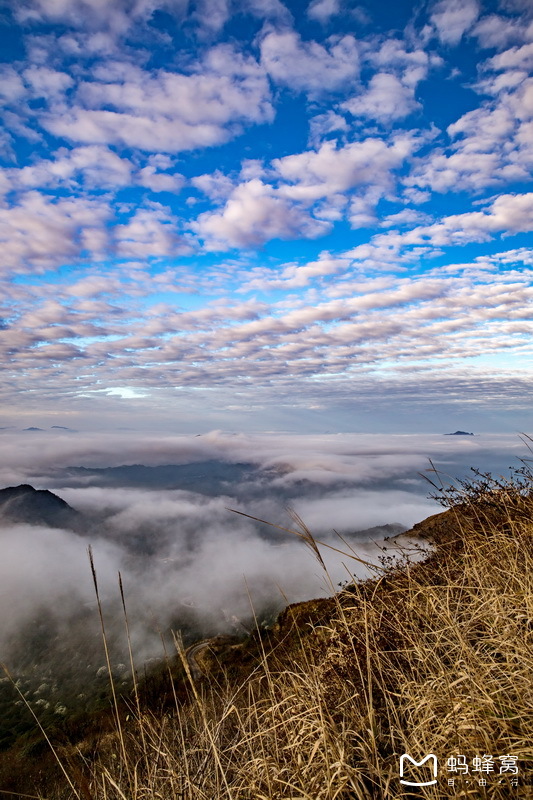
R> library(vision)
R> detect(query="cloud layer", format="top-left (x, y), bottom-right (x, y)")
top-left (0, 0), bottom-right (532, 430)
top-left (0, 429), bottom-right (524, 665)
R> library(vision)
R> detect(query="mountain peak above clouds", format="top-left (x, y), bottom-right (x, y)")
top-left (0, 484), bottom-right (82, 530)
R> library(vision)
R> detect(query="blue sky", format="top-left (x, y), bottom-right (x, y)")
top-left (1, 0), bottom-right (532, 433)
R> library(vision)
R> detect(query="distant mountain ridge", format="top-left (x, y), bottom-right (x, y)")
top-left (351, 523), bottom-right (406, 538)
top-left (65, 460), bottom-right (260, 494)
top-left (21, 425), bottom-right (76, 432)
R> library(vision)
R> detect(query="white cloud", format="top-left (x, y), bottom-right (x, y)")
top-left (260, 29), bottom-right (359, 94)
top-left (374, 192), bottom-right (533, 250)
top-left (193, 0), bottom-right (231, 34)
top-left (194, 179), bottom-right (331, 249)
top-left (137, 164), bottom-right (184, 193)
top-left (402, 187), bottom-right (431, 205)
top-left (347, 187), bottom-right (386, 228)
top-left (70, 145), bottom-right (134, 186)
top-left (12, 0), bottom-right (292, 43)
top-left (307, 0), bottom-right (341, 23)
top-left (308, 111), bottom-right (348, 146)
top-left (274, 137), bottom-right (413, 204)
top-left (244, 0), bottom-right (292, 20)
top-left (192, 170), bottom-right (235, 200)
top-left (8, 146), bottom-right (134, 191)
top-left (497, 0), bottom-right (533, 14)
top-left (23, 66), bottom-right (74, 98)
top-left (242, 251), bottom-right (350, 290)
top-left (380, 209), bottom-right (432, 228)
top-left (1, 146), bottom-right (184, 198)
top-left (12, 0), bottom-right (189, 33)
top-left (480, 191), bottom-right (533, 232)
top-left (0, 193), bottom-right (190, 274)
top-left (3, 253), bottom-right (533, 425)
top-left (487, 41), bottom-right (533, 71)
top-left (192, 0), bottom-right (292, 34)
top-left (41, 46), bottom-right (273, 153)
top-left (408, 76), bottom-right (533, 192)
top-left (340, 40), bottom-right (435, 123)
top-left (0, 65), bottom-right (26, 103)
top-left (188, 131), bottom-right (422, 245)
top-left (189, 137), bottom-right (416, 241)
top-left (408, 147), bottom-right (507, 194)
top-left (57, 30), bottom-right (122, 58)
top-left (342, 72), bottom-right (420, 121)
top-left (430, 0), bottom-right (480, 45)
top-left (0, 192), bottom-right (111, 273)
top-left (114, 206), bottom-right (186, 258)
top-left (472, 14), bottom-right (533, 49)
top-left (369, 39), bottom-right (432, 70)
top-left (488, 247), bottom-right (533, 265)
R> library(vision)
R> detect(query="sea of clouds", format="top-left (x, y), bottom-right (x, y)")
top-left (0, 429), bottom-right (527, 667)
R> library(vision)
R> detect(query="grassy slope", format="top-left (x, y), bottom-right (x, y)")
top-left (2, 472), bottom-right (533, 799)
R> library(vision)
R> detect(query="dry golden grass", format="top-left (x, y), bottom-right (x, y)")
top-left (10, 469), bottom-right (533, 799)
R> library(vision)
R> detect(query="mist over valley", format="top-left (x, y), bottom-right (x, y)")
top-left (0, 429), bottom-right (527, 753)
top-left (0, 432), bottom-right (523, 621)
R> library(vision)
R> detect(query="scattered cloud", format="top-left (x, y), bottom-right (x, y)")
top-left (430, 0), bottom-right (480, 46)
top-left (11, 0), bottom-right (180, 32)
top-left (307, 0), bottom-right (341, 23)
top-left (0, 0), bottom-right (531, 436)
top-left (407, 73), bottom-right (533, 193)
top-left (115, 206), bottom-right (187, 258)
top-left (0, 192), bottom-right (111, 273)
top-left (194, 178), bottom-right (332, 248)
top-left (241, 251), bottom-right (350, 290)
top-left (343, 72), bottom-right (420, 121)
top-left (276, 137), bottom-right (413, 199)
top-left (41, 46), bottom-right (273, 153)
top-left (260, 29), bottom-right (359, 94)
top-left (472, 13), bottom-right (532, 49)
top-left (192, 170), bottom-right (236, 200)
top-left (308, 111), bottom-right (348, 146)
top-left (341, 38), bottom-right (437, 123)
top-left (487, 41), bottom-right (533, 71)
